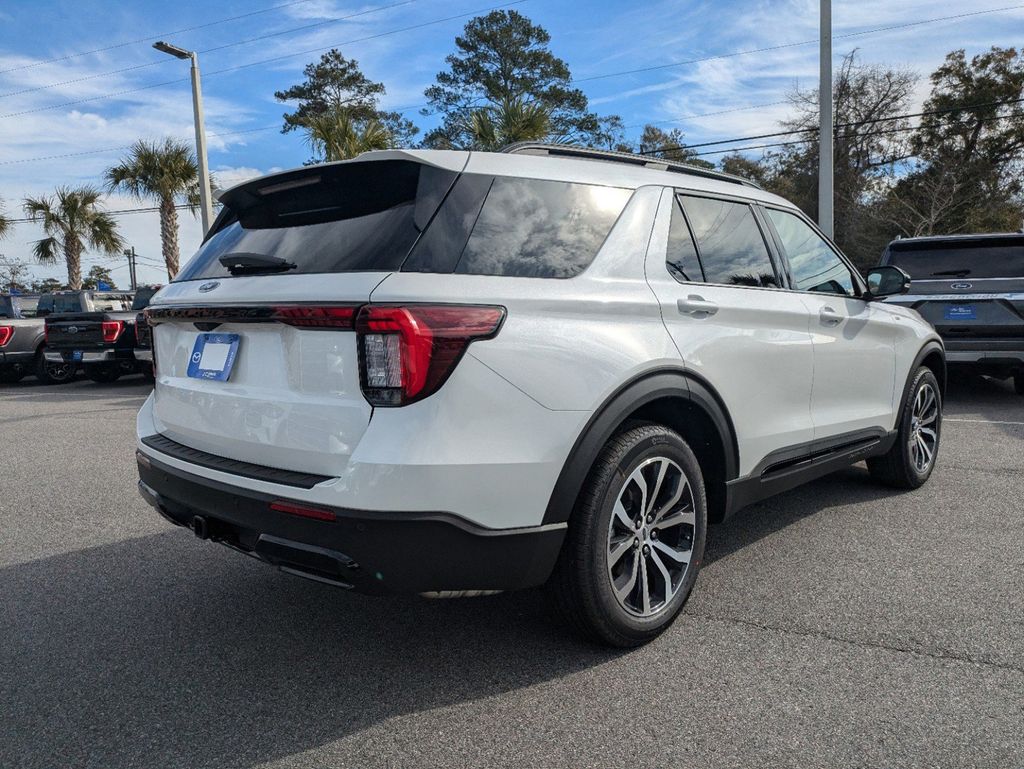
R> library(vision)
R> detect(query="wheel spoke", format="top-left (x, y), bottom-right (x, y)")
top-left (652, 475), bottom-right (687, 524)
top-left (918, 435), bottom-right (934, 465)
top-left (608, 537), bottom-right (633, 568)
top-left (613, 552), bottom-right (639, 603)
top-left (920, 427), bottom-right (937, 442)
top-left (649, 549), bottom-right (677, 604)
top-left (626, 467), bottom-right (649, 523)
top-left (638, 555), bottom-right (652, 614)
top-left (613, 499), bottom-right (633, 531)
top-left (652, 538), bottom-right (691, 564)
top-left (645, 460), bottom-right (669, 517)
top-left (653, 506), bottom-right (695, 531)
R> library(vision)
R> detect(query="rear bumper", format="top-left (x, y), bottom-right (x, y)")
top-left (136, 451), bottom-right (566, 595)
top-left (134, 348), bottom-right (152, 362)
top-left (45, 349), bottom-right (119, 363)
top-left (0, 350), bottom-right (34, 365)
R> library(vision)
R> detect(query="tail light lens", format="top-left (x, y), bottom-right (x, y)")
top-left (271, 305), bottom-right (358, 328)
top-left (101, 320), bottom-right (124, 343)
top-left (0, 326), bottom-right (13, 347)
top-left (355, 305), bottom-right (505, 406)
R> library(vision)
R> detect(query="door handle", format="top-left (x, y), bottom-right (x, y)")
top-left (819, 306), bottom-right (844, 326)
top-left (677, 295), bottom-right (719, 317)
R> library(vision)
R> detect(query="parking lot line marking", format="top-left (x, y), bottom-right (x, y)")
top-left (945, 418), bottom-right (1024, 426)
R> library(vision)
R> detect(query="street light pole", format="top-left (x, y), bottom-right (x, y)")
top-left (818, 0), bottom-right (834, 239)
top-left (153, 41), bottom-right (214, 236)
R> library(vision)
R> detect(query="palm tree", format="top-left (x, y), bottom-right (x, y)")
top-left (303, 107), bottom-right (392, 162)
top-left (105, 138), bottom-right (200, 280)
top-left (466, 97), bottom-right (552, 151)
top-left (0, 195), bottom-right (11, 240)
top-left (22, 187), bottom-right (123, 290)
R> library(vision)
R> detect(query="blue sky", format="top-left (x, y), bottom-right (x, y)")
top-left (1, 0), bottom-right (1022, 286)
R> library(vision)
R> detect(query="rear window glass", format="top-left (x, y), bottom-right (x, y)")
top-left (176, 160), bottom-right (458, 281)
top-left (40, 294), bottom-right (85, 313)
top-left (92, 293), bottom-right (134, 312)
top-left (887, 239), bottom-right (1024, 279)
top-left (131, 286), bottom-right (160, 310)
top-left (680, 196), bottom-right (778, 288)
top-left (665, 199), bottom-right (704, 283)
top-left (453, 177), bottom-right (631, 278)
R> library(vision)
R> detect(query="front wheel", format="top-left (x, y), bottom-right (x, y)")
top-left (868, 366), bottom-right (942, 489)
top-left (548, 423), bottom-right (707, 647)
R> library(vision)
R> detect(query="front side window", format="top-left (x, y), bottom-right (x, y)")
top-left (455, 178), bottom-right (631, 278)
top-left (679, 195), bottom-right (778, 288)
top-left (766, 208), bottom-right (855, 296)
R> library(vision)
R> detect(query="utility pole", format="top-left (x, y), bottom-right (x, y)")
top-left (818, 0), bottom-right (834, 239)
top-left (123, 247), bottom-right (137, 291)
top-left (153, 41), bottom-right (215, 236)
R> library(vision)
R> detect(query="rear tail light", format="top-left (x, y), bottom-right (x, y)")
top-left (0, 326), bottom-right (13, 347)
top-left (43, 324), bottom-right (49, 343)
top-left (355, 305), bottom-right (505, 406)
top-left (271, 305), bottom-right (358, 329)
top-left (101, 320), bottom-right (124, 343)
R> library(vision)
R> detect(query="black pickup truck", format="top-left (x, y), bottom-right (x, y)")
top-left (880, 232), bottom-right (1024, 394)
top-left (41, 290), bottom-right (145, 383)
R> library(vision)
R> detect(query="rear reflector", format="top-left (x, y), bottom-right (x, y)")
top-left (269, 501), bottom-right (337, 522)
top-left (355, 305), bottom-right (505, 406)
top-left (101, 320), bottom-right (124, 343)
top-left (0, 326), bottom-right (12, 347)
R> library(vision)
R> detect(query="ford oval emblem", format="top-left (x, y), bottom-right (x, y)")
top-left (950, 282), bottom-right (973, 290)
top-left (198, 281), bottom-right (220, 293)
top-left (67, 326), bottom-right (78, 334)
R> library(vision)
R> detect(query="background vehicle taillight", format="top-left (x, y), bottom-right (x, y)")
top-left (356, 305), bottom-right (505, 406)
top-left (101, 320), bottom-right (124, 343)
top-left (0, 326), bottom-right (13, 347)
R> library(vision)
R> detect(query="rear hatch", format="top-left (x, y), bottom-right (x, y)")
top-left (146, 152), bottom-right (466, 477)
top-left (883, 236), bottom-right (1024, 345)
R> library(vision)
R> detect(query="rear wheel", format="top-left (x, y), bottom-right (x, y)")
top-left (34, 350), bottom-right (75, 384)
top-left (868, 366), bottom-right (942, 489)
top-left (548, 423), bottom-right (707, 647)
top-left (86, 365), bottom-right (121, 384)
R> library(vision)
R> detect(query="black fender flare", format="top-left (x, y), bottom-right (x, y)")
top-left (896, 340), bottom-right (946, 427)
top-left (542, 367), bottom-right (739, 525)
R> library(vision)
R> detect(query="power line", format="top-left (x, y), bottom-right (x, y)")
top-left (642, 96), bottom-right (1024, 156)
top-left (6, 204), bottom-right (190, 225)
top-left (0, 0), bottom-right (325, 75)
top-left (0, 1), bottom-right (528, 120)
top-left (0, 0), bottom-right (419, 100)
top-left (572, 3), bottom-right (1024, 84)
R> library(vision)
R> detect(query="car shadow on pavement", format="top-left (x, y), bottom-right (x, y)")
top-left (0, 530), bottom-right (618, 769)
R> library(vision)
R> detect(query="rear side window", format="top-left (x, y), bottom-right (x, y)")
top-left (454, 178), bottom-right (631, 278)
top-left (887, 238), bottom-right (1024, 279)
top-left (766, 208), bottom-right (855, 296)
top-left (665, 199), bottom-right (703, 283)
top-left (679, 195), bottom-right (778, 288)
top-left (176, 160), bottom-right (458, 281)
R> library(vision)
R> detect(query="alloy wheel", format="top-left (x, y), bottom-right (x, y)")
top-left (909, 382), bottom-right (939, 473)
top-left (607, 456), bottom-right (696, 617)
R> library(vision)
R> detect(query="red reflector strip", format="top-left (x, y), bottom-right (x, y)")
top-left (271, 305), bottom-right (358, 329)
top-left (269, 501), bottom-right (337, 522)
top-left (0, 326), bottom-right (12, 347)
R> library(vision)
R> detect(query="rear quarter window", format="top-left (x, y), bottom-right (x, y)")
top-left (453, 177), bottom-right (631, 278)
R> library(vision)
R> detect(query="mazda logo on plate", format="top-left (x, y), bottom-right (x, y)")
top-left (67, 326), bottom-right (78, 334)
top-left (950, 282), bottom-right (973, 289)
top-left (198, 281), bottom-right (220, 293)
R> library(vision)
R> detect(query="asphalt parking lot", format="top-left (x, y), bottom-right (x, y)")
top-left (1, 374), bottom-right (1022, 768)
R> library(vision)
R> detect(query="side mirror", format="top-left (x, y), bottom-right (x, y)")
top-left (864, 265), bottom-right (911, 300)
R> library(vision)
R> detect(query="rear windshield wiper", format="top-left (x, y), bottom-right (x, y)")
top-left (218, 252), bottom-right (297, 276)
top-left (931, 269), bottom-right (971, 277)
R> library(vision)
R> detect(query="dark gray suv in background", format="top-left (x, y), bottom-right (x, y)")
top-left (880, 233), bottom-right (1024, 394)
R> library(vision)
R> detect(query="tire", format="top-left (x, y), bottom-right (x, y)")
top-left (0, 367), bottom-right (25, 384)
top-left (34, 350), bottom-right (75, 384)
top-left (86, 365), bottom-right (122, 384)
top-left (867, 366), bottom-right (942, 489)
top-left (548, 423), bottom-right (708, 647)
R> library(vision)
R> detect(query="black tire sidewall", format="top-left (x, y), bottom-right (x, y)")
top-left (583, 428), bottom-right (707, 641)
top-left (35, 350), bottom-right (74, 384)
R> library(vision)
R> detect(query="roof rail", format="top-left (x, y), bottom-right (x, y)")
top-left (500, 142), bottom-right (763, 190)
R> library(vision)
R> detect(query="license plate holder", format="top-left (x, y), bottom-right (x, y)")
top-left (187, 333), bottom-right (240, 381)
top-left (944, 304), bottom-right (976, 321)
top-left (68, 350), bottom-right (83, 362)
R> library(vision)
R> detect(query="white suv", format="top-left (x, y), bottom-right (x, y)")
top-left (136, 144), bottom-right (944, 646)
